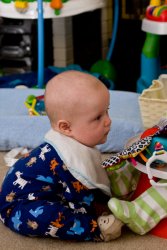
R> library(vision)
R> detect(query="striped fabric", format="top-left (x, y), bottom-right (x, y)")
top-left (108, 180), bottom-right (167, 235)
top-left (106, 160), bottom-right (141, 199)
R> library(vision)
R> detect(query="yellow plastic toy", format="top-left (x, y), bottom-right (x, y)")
top-left (14, 0), bottom-right (29, 13)
top-left (24, 95), bottom-right (38, 116)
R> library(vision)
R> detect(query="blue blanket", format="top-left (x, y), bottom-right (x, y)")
top-left (0, 89), bottom-right (144, 152)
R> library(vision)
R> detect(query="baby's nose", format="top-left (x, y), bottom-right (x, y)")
top-left (105, 116), bottom-right (111, 127)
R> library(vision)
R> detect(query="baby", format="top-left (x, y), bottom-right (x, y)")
top-left (0, 70), bottom-right (123, 242)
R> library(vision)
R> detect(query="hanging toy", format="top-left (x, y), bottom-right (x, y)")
top-left (50, 0), bottom-right (68, 15)
top-left (102, 118), bottom-right (167, 189)
top-left (102, 136), bottom-right (152, 170)
top-left (14, 0), bottom-right (29, 13)
top-left (50, 0), bottom-right (62, 15)
top-left (102, 119), bottom-right (167, 171)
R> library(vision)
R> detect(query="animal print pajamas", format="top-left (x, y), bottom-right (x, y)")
top-left (0, 141), bottom-right (110, 241)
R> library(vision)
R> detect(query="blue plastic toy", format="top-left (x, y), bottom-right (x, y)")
top-left (137, 0), bottom-right (167, 93)
top-left (137, 33), bottom-right (161, 93)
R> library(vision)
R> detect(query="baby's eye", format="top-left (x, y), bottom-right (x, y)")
top-left (95, 115), bottom-right (101, 120)
top-left (105, 107), bottom-right (110, 115)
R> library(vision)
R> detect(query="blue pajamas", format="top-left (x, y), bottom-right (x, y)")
top-left (0, 143), bottom-right (107, 241)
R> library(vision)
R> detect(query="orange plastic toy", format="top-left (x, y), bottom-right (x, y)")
top-left (50, 0), bottom-right (68, 15)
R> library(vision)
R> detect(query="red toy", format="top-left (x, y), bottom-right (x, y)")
top-left (146, 1), bottom-right (167, 22)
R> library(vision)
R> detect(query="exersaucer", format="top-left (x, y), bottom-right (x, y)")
top-left (128, 137), bottom-right (167, 239)
top-left (126, 134), bottom-right (167, 239)
top-left (102, 119), bottom-right (167, 239)
top-left (0, 0), bottom-right (106, 88)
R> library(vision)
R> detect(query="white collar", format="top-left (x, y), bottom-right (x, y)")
top-left (45, 129), bottom-right (111, 196)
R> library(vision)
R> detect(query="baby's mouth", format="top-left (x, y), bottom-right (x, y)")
top-left (105, 130), bottom-right (110, 136)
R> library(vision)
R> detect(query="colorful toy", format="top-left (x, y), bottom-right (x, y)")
top-left (102, 136), bottom-right (152, 171)
top-left (102, 118), bottom-right (167, 171)
top-left (137, 0), bottom-right (167, 93)
top-left (1, 0), bottom-right (69, 15)
top-left (50, 0), bottom-right (69, 15)
top-left (146, 0), bottom-right (167, 22)
top-left (14, 1), bottom-right (29, 13)
top-left (24, 94), bottom-right (46, 116)
top-left (102, 118), bottom-right (167, 239)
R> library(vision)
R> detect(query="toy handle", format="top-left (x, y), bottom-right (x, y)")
top-left (150, 179), bottom-right (167, 187)
top-left (146, 153), bottom-right (167, 187)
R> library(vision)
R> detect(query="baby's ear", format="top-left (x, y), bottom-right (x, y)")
top-left (57, 120), bottom-right (72, 135)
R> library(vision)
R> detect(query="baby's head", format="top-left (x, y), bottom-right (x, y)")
top-left (44, 70), bottom-right (111, 147)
